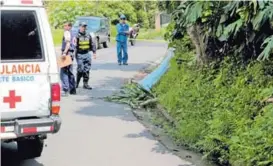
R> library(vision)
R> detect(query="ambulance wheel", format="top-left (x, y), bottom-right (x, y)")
top-left (17, 137), bottom-right (44, 160)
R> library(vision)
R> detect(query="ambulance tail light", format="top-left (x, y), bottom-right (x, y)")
top-left (51, 83), bottom-right (60, 115)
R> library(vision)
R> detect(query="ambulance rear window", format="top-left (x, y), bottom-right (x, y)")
top-left (1, 10), bottom-right (44, 61)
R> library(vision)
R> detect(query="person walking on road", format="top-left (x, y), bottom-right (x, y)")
top-left (74, 22), bottom-right (96, 90)
top-left (60, 22), bottom-right (77, 96)
top-left (116, 14), bottom-right (130, 65)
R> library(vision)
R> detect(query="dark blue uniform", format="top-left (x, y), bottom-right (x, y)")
top-left (60, 30), bottom-right (76, 95)
top-left (75, 31), bottom-right (96, 89)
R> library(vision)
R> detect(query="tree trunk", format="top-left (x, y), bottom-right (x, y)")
top-left (186, 24), bottom-right (208, 65)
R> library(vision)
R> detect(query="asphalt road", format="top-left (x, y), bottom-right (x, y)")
top-left (1, 42), bottom-right (193, 166)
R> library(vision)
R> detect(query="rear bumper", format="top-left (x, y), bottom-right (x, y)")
top-left (1, 115), bottom-right (61, 140)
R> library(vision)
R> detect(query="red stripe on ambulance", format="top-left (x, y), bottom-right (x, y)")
top-left (1, 126), bottom-right (53, 134)
top-left (21, 126), bottom-right (54, 134)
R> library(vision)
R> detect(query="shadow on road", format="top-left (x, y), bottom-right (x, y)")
top-left (75, 99), bottom-right (137, 122)
top-left (74, 87), bottom-right (175, 158)
top-left (75, 99), bottom-right (179, 158)
top-left (92, 62), bottom-right (150, 71)
top-left (74, 74), bottom-right (140, 122)
top-left (1, 142), bottom-right (44, 166)
top-left (125, 129), bottom-right (154, 140)
top-left (72, 60), bottom-right (175, 157)
top-left (75, 75), bottom-right (128, 98)
top-left (125, 129), bottom-right (172, 155)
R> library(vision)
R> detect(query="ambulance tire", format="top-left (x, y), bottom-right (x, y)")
top-left (17, 137), bottom-right (44, 160)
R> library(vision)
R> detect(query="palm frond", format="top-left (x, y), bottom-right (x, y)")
top-left (252, 3), bottom-right (273, 30)
top-left (218, 19), bottom-right (243, 41)
top-left (257, 35), bottom-right (273, 60)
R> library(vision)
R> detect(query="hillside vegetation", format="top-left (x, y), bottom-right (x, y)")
top-left (154, 1), bottom-right (273, 165)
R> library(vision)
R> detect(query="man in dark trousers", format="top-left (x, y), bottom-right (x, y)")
top-left (74, 22), bottom-right (96, 90)
top-left (60, 22), bottom-right (76, 96)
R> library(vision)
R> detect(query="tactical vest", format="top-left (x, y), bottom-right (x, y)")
top-left (76, 32), bottom-right (92, 54)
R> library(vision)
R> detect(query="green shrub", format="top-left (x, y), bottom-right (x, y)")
top-left (154, 41), bottom-right (273, 166)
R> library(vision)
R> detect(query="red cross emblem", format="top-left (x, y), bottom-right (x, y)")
top-left (3, 90), bottom-right (22, 109)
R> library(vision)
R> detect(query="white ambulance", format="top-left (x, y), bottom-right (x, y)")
top-left (0, 0), bottom-right (62, 160)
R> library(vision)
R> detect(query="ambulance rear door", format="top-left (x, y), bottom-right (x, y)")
top-left (0, 6), bottom-right (53, 121)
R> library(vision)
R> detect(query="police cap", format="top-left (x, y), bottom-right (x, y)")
top-left (79, 22), bottom-right (87, 27)
top-left (120, 14), bottom-right (126, 20)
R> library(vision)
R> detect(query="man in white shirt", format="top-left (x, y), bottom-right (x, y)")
top-left (60, 22), bottom-right (76, 96)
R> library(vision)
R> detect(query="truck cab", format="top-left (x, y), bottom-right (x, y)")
top-left (0, 0), bottom-right (61, 160)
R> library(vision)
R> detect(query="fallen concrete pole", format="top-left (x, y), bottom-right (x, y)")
top-left (138, 47), bottom-right (175, 91)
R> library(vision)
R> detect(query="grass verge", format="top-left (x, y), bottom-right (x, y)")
top-left (52, 28), bottom-right (63, 46)
top-left (138, 28), bottom-right (165, 40)
top-left (52, 26), bottom-right (165, 46)
top-left (153, 40), bottom-right (273, 166)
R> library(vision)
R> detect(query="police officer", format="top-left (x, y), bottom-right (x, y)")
top-left (116, 14), bottom-right (130, 65)
top-left (60, 22), bottom-right (76, 96)
top-left (74, 22), bottom-right (96, 90)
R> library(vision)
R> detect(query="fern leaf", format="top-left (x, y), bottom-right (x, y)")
top-left (260, 87), bottom-right (273, 99)
top-left (252, 0), bottom-right (258, 14)
top-left (185, 2), bottom-right (203, 25)
top-left (257, 160), bottom-right (273, 166)
top-left (219, 19), bottom-right (243, 41)
top-left (216, 25), bottom-right (223, 38)
top-left (223, 1), bottom-right (241, 16)
top-left (252, 10), bottom-right (265, 30)
top-left (258, 0), bottom-right (266, 9)
top-left (252, 3), bottom-right (273, 30)
top-left (257, 35), bottom-right (273, 61)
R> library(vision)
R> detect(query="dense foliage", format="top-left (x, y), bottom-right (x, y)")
top-left (154, 41), bottom-right (273, 165)
top-left (153, 1), bottom-right (273, 165)
top-left (45, 1), bottom-right (158, 29)
top-left (167, 1), bottom-right (273, 63)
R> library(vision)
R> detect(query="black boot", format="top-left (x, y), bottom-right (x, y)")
top-left (83, 82), bottom-right (92, 90)
top-left (83, 71), bottom-right (92, 90)
top-left (76, 72), bottom-right (82, 88)
top-left (70, 88), bottom-right (77, 95)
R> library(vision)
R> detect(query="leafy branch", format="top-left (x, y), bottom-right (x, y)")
top-left (104, 83), bottom-right (157, 109)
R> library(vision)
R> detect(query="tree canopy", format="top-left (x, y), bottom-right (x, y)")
top-left (46, 1), bottom-right (159, 29)
top-left (165, 0), bottom-right (273, 64)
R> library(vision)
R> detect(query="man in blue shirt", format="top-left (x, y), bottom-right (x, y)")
top-left (116, 14), bottom-right (130, 65)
